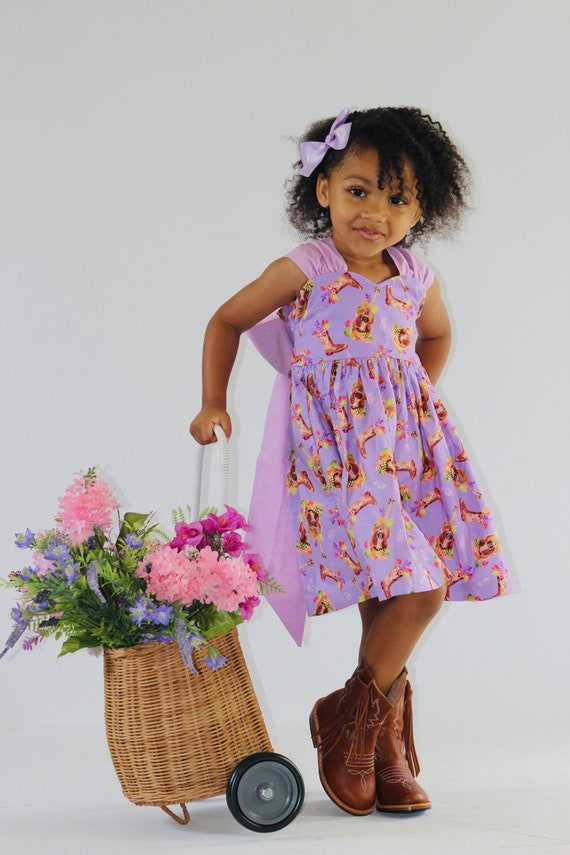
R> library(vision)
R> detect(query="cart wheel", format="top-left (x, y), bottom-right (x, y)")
top-left (226, 751), bottom-right (304, 832)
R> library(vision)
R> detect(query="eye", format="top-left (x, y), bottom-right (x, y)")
top-left (348, 187), bottom-right (366, 198)
top-left (389, 195), bottom-right (406, 206)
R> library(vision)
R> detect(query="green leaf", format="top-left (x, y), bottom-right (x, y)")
top-left (123, 512), bottom-right (152, 528)
top-left (58, 636), bottom-right (97, 656)
top-left (201, 609), bottom-right (243, 639)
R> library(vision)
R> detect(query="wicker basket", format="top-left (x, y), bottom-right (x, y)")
top-left (103, 628), bottom-right (272, 821)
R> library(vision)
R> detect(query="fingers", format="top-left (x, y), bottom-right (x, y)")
top-left (189, 410), bottom-right (232, 445)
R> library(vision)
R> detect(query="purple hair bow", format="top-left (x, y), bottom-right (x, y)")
top-left (298, 106), bottom-right (352, 178)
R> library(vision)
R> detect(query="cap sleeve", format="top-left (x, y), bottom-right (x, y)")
top-left (387, 246), bottom-right (435, 288)
top-left (285, 237), bottom-right (347, 280)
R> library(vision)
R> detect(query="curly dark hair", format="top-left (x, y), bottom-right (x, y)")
top-left (286, 106), bottom-right (471, 246)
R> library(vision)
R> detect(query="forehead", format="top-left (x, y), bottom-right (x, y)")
top-left (334, 147), bottom-right (417, 188)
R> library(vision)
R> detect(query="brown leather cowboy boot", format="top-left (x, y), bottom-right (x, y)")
top-left (375, 674), bottom-right (431, 812)
top-left (310, 666), bottom-right (407, 815)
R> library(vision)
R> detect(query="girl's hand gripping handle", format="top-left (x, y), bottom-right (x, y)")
top-left (189, 407), bottom-right (232, 446)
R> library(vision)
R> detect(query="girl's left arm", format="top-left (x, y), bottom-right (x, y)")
top-left (415, 277), bottom-right (452, 384)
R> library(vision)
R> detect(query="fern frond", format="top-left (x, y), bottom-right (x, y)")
top-left (259, 577), bottom-right (286, 596)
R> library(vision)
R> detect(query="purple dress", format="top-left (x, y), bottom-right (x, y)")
top-left (248, 237), bottom-right (510, 640)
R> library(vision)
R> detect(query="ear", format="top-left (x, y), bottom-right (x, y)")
top-left (316, 173), bottom-right (329, 208)
top-left (410, 206), bottom-right (422, 229)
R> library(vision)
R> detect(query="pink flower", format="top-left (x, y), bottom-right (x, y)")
top-left (136, 544), bottom-right (202, 605)
top-left (169, 521), bottom-right (204, 551)
top-left (137, 542), bottom-right (262, 617)
top-left (243, 553), bottom-right (267, 582)
top-left (221, 530), bottom-right (247, 557)
top-left (56, 471), bottom-right (120, 546)
top-left (32, 551), bottom-right (56, 576)
top-left (217, 505), bottom-right (251, 532)
top-left (239, 595), bottom-right (260, 620)
top-left (202, 505), bottom-right (250, 535)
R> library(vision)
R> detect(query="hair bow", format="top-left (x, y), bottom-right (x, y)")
top-left (298, 106), bottom-right (352, 178)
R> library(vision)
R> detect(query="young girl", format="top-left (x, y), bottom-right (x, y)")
top-left (190, 106), bottom-right (510, 817)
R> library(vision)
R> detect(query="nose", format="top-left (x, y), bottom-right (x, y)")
top-left (363, 194), bottom-right (388, 221)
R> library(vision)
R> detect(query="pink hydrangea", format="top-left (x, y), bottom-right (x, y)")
top-left (196, 547), bottom-right (259, 612)
top-left (137, 544), bottom-right (261, 614)
top-left (57, 471), bottom-right (120, 546)
top-left (136, 544), bottom-right (202, 604)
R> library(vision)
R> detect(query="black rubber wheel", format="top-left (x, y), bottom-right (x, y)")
top-left (226, 752), bottom-right (305, 832)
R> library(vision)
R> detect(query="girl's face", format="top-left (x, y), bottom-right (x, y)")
top-left (316, 147), bottom-right (422, 267)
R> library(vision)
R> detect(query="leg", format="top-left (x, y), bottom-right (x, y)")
top-left (359, 588), bottom-right (446, 813)
top-left (358, 587), bottom-right (446, 694)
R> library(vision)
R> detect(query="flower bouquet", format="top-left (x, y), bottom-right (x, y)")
top-left (1, 467), bottom-right (279, 672)
top-left (1, 467), bottom-right (281, 819)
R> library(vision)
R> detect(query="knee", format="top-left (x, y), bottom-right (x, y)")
top-left (402, 586), bottom-right (446, 625)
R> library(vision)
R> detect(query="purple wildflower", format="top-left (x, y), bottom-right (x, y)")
top-left (43, 539), bottom-right (72, 566)
top-left (63, 563), bottom-right (80, 586)
top-left (204, 650), bottom-right (228, 671)
top-left (128, 595), bottom-right (155, 627)
top-left (15, 529), bottom-right (35, 549)
top-left (125, 532), bottom-right (145, 549)
top-left (16, 566), bottom-right (36, 582)
top-left (142, 631), bottom-right (173, 644)
top-left (151, 603), bottom-right (173, 626)
top-left (22, 636), bottom-right (40, 651)
top-left (10, 603), bottom-right (25, 625)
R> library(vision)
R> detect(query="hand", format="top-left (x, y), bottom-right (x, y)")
top-left (189, 407), bottom-right (232, 445)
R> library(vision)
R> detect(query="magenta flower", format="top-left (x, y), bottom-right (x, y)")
top-left (201, 505), bottom-right (250, 536)
top-left (244, 553), bottom-right (267, 582)
top-left (200, 514), bottom-right (220, 536)
top-left (221, 530), bottom-right (246, 557)
top-left (239, 595), bottom-right (260, 621)
top-left (217, 505), bottom-right (251, 532)
top-left (169, 521), bottom-right (204, 551)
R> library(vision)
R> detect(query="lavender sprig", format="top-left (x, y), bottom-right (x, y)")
top-left (0, 616), bottom-right (32, 660)
top-left (85, 561), bottom-right (106, 604)
top-left (174, 618), bottom-right (200, 675)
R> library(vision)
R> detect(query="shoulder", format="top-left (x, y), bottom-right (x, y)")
top-left (286, 237), bottom-right (347, 279)
top-left (388, 246), bottom-right (435, 288)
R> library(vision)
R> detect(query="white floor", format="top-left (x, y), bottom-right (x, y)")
top-left (1, 724), bottom-right (568, 855)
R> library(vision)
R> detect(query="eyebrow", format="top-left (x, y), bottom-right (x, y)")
top-left (342, 174), bottom-right (374, 183)
top-left (342, 173), bottom-right (413, 193)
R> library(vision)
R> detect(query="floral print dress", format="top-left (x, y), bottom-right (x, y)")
top-left (279, 237), bottom-right (510, 617)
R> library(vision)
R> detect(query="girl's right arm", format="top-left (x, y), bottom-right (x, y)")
top-left (189, 257), bottom-right (307, 444)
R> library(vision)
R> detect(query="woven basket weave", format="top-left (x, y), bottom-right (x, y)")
top-left (103, 628), bottom-right (272, 813)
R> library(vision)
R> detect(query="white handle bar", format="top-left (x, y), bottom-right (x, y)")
top-left (190, 424), bottom-right (230, 516)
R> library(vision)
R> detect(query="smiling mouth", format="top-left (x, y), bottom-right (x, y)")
top-left (357, 227), bottom-right (385, 240)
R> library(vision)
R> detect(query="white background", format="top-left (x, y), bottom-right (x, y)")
top-left (0, 2), bottom-right (568, 852)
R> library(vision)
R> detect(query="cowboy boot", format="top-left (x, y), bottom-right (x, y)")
top-left (310, 666), bottom-right (407, 815)
top-left (375, 674), bottom-right (431, 812)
